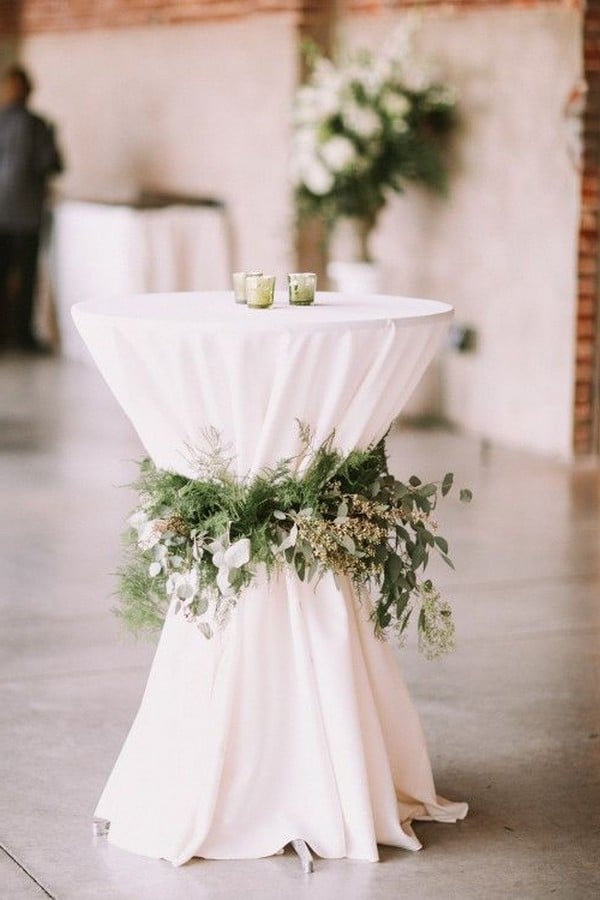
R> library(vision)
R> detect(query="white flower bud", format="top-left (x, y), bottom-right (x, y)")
top-left (321, 135), bottom-right (357, 173)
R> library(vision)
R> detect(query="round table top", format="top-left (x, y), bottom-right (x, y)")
top-left (72, 289), bottom-right (453, 476)
top-left (73, 291), bottom-right (453, 334)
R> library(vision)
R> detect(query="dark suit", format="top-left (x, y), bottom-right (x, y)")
top-left (0, 101), bottom-right (63, 349)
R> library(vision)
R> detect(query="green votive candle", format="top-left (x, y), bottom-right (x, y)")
top-left (232, 271), bottom-right (262, 304)
top-left (246, 274), bottom-right (276, 309)
top-left (288, 272), bottom-right (316, 306)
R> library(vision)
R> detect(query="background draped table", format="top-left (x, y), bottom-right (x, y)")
top-left (73, 291), bottom-right (467, 866)
top-left (52, 201), bottom-right (230, 360)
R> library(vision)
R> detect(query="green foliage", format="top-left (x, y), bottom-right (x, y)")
top-left (116, 549), bottom-right (169, 636)
top-left (118, 429), bottom-right (471, 659)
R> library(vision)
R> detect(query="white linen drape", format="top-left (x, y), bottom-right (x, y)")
top-left (73, 292), bottom-right (467, 865)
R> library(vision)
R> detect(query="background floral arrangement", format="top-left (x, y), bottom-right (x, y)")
top-left (119, 428), bottom-right (471, 659)
top-left (292, 22), bottom-right (457, 260)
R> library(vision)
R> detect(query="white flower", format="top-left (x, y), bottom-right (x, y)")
top-left (294, 86), bottom-right (327, 126)
top-left (342, 103), bottom-right (382, 139)
top-left (166, 567), bottom-right (199, 605)
top-left (292, 126), bottom-right (318, 165)
top-left (321, 135), bottom-right (357, 173)
top-left (400, 59), bottom-right (436, 93)
top-left (417, 582), bottom-right (456, 660)
top-left (343, 59), bottom-right (388, 98)
top-left (382, 91), bottom-right (410, 120)
top-left (314, 86), bottom-right (342, 119)
top-left (137, 519), bottom-right (163, 551)
top-left (192, 536), bottom-right (204, 562)
top-left (148, 561), bottom-right (162, 578)
top-left (302, 158), bottom-right (335, 196)
top-left (312, 57), bottom-right (343, 93)
top-left (295, 71), bottom-right (342, 123)
top-left (128, 509), bottom-right (148, 530)
top-left (208, 536), bottom-right (251, 596)
top-left (274, 523), bottom-right (298, 554)
top-left (369, 57), bottom-right (393, 94)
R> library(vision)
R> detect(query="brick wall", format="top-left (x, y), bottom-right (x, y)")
top-left (18, 1), bottom-right (299, 34)
top-left (574, 0), bottom-right (600, 454)
top-left (343, 0), bottom-right (580, 10)
top-left (14, 0), bottom-right (581, 33)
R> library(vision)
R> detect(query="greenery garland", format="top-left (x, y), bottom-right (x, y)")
top-left (118, 428), bottom-right (471, 659)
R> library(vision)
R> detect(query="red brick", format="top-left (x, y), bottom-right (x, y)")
top-left (578, 234), bottom-right (599, 254)
top-left (577, 317), bottom-right (597, 338)
top-left (578, 255), bottom-right (599, 274)
top-left (578, 297), bottom-right (598, 317)
top-left (575, 383), bottom-right (592, 403)
top-left (577, 339), bottom-right (596, 361)
top-left (580, 211), bottom-right (599, 230)
top-left (574, 402), bottom-right (593, 423)
top-left (578, 277), bottom-right (598, 296)
top-left (576, 361), bottom-right (595, 382)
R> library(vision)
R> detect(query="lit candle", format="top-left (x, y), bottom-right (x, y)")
top-left (288, 272), bottom-right (316, 306)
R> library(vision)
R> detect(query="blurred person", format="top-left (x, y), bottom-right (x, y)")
top-left (0, 64), bottom-right (63, 352)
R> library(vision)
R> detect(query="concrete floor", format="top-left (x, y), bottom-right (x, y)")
top-left (0, 352), bottom-right (599, 900)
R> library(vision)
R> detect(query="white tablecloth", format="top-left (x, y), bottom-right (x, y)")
top-left (73, 291), bottom-right (467, 865)
top-left (54, 202), bottom-right (230, 361)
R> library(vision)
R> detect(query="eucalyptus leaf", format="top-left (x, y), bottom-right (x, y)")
top-left (385, 555), bottom-right (402, 583)
top-left (435, 536), bottom-right (449, 554)
top-left (196, 596), bottom-right (209, 615)
top-left (339, 534), bottom-right (356, 555)
top-left (401, 495), bottom-right (413, 514)
top-left (411, 544), bottom-right (426, 568)
top-left (441, 473), bottom-right (454, 497)
top-left (422, 529), bottom-right (435, 547)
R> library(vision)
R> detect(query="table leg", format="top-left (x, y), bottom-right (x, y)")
top-left (91, 819), bottom-right (315, 873)
top-left (92, 817), bottom-right (110, 837)
top-left (290, 839), bottom-right (314, 873)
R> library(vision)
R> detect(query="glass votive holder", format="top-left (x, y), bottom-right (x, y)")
top-left (288, 272), bottom-right (316, 306)
top-left (246, 274), bottom-right (276, 309)
top-left (232, 271), bottom-right (262, 304)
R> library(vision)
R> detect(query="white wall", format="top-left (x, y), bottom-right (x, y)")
top-left (22, 15), bottom-right (298, 281)
top-left (342, 7), bottom-right (582, 458)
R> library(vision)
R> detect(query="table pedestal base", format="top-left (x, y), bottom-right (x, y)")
top-left (92, 818), bottom-right (110, 838)
top-left (93, 821), bottom-right (315, 873)
top-left (94, 572), bottom-right (467, 866)
top-left (290, 840), bottom-right (314, 873)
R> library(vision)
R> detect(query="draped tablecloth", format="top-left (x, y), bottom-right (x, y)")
top-left (54, 202), bottom-right (230, 361)
top-left (73, 291), bottom-right (467, 866)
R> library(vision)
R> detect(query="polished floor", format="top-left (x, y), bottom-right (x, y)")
top-left (1, 352), bottom-right (599, 900)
